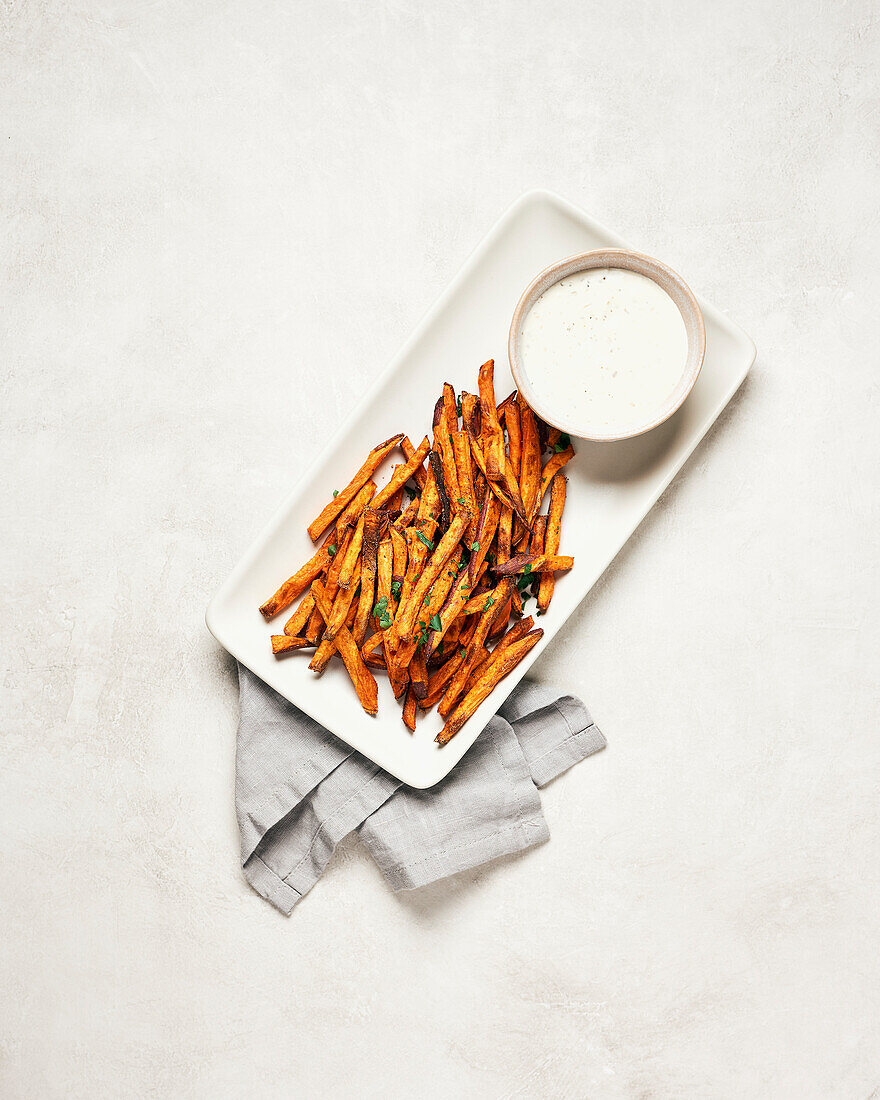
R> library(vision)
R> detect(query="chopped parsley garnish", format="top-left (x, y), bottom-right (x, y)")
top-left (554, 433), bottom-right (571, 454)
top-left (457, 497), bottom-right (466, 506)
top-left (416, 622), bottom-right (429, 646)
top-left (523, 563), bottom-right (532, 575)
top-left (429, 613), bottom-right (442, 631)
top-left (456, 396), bottom-right (462, 417)
top-left (483, 597), bottom-right (495, 611)
top-left (469, 541), bottom-right (479, 551)
top-left (423, 594), bottom-right (430, 606)
top-left (459, 648), bottom-right (466, 658)
top-left (390, 580), bottom-right (402, 597)
top-left (373, 596), bottom-right (389, 617)
top-left (328, 544), bottom-right (337, 556)
top-left (416, 530), bottom-right (434, 550)
top-left (379, 613), bottom-right (392, 629)
top-left (333, 489), bottom-right (339, 498)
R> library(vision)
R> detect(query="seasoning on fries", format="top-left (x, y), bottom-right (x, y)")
top-left (259, 362), bottom-right (574, 741)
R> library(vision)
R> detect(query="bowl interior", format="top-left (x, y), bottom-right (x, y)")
top-left (508, 249), bottom-right (706, 442)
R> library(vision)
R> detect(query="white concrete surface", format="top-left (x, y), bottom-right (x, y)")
top-left (2, 2), bottom-right (879, 1096)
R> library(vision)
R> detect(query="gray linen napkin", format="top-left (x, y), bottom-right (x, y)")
top-left (236, 665), bottom-right (605, 914)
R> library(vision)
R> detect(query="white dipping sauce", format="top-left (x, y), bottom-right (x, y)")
top-left (518, 267), bottom-right (688, 433)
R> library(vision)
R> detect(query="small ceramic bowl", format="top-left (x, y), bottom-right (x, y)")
top-left (508, 249), bottom-right (706, 442)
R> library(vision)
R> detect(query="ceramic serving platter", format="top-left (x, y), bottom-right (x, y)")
top-left (206, 190), bottom-right (755, 788)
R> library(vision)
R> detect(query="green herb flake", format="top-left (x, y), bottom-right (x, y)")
top-left (333, 489), bottom-right (339, 498)
top-left (456, 397), bottom-right (462, 417)
top-left (390, 580), bottom-right (402, 597)
top-left (460, 648), bottom-right (466, 658)
top-left (373, 596), bottom-right (389, 617)
top-left (379, 613), bottom-right (393, 629)
top-left (483, 597), bottom-right (495, 611)
top-left (328, 544), bottom-right (337, 556)
top-left (457, 497), bottom-right (466, 506)
top-left (429, 613), bottom-right (442, 631)
top-left (416, 622), bottom-right (429, 646)
top-left (470, 541), bottom-right (479, 552)
top-left (416, 530), bottom-right (435, 550)
top-left (523, 563), bottom-right (532, 575)
top-left (554, 433), bottom-right (571, 454)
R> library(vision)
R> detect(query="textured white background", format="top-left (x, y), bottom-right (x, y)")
top-left (2, 1), bottom-right (879, 1096)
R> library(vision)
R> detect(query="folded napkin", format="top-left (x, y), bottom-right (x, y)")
top-left (235, 665), bottom-right (605, 914)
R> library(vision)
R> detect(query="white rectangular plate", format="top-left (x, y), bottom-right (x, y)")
top-left (206, 190), bottom-right (755, 788)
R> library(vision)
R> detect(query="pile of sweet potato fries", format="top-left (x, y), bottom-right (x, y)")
top-left (259, 360), bottom-right (574, 745)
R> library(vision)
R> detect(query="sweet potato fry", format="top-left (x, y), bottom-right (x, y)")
top-left (375, 538), bottom-right (393, 623)
top-left (283, 589), bottom-right (316, 637)
top-left (538, 444), bottom-right (574, 512)
top-left (488, 616), bottom-right (534, 663)
top-left (452, 430), bottom-right (478, 542)
top-left (307, 433), bottom-right (403, 542)
top-left (400, 435), bottom-right (428, 489)
top-left (419, 648), bottom-right (467, 709)
top-left (311, 581), bottom-right (378, 716)
top-left (361, 631), bottom-right (385, 658)
top-left (531, 515), bottom-right (547, 554)
top-left (337, 480), bottom-right (378, 535)
top-left (353, 509), bottom-right (382, 645)
top-left (325, 562), bottom-right (361, 642)
top-left (440, 615), bottom-right (464, 656)
top-left (338, 513), bottom-right (365, 590)
top-left (373, 435), bottom-right (430, 510)
top-left (423, 550), bottom-right (464, 623)
top-left (468, 491), bottom-right (501, 586)
top-left (311, 580), bottom-right (360, 671)
top-left (504, 399), bottom-right (524, 544)
top-left (461, 391), bottom-right (480, 437)
top-left (409, 647), bottom-right (429, 701)
top-left (477, 359), bottom-right (505, 481)
top-left (467, 429), bottom-right (529, 527)
top-left (259, 531), bottom-right (335, 619)
top-left (436, 629), bottom-right (543, 745)
top-left (439, 578), bottom-right (512, 717)
top-left (427, 560), bottom-right (485, 654)
top-left (443, 382), bottom-right (458, 429)
top-left (517, 399), bottom-right (541, 543)
top-left (392, 495), bottom-right (419, 531)
top-left (432, 395), bottom-right (460, 510)
top-left (497, 506), bottom-right (512, 564)
top-left (271, 635), bottom-right (312, 655)
top-left (428, 449), bottom-right (451, 530)
top-left (402, 686), bottom-right (417, 731)
top-left (491, 553), bottom-right (574, 576)
top-left (497, 389), bottom-right (517, 420)
top-left (394, 510), bottom-right (470, 643)
top-left (304, 587), bottom-right (327, 644)
top-left (538, 474), bottom-right (566, 611)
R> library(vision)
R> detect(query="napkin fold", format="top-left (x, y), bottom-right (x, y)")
top-left (235, 665), bottom-right (605, 914)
